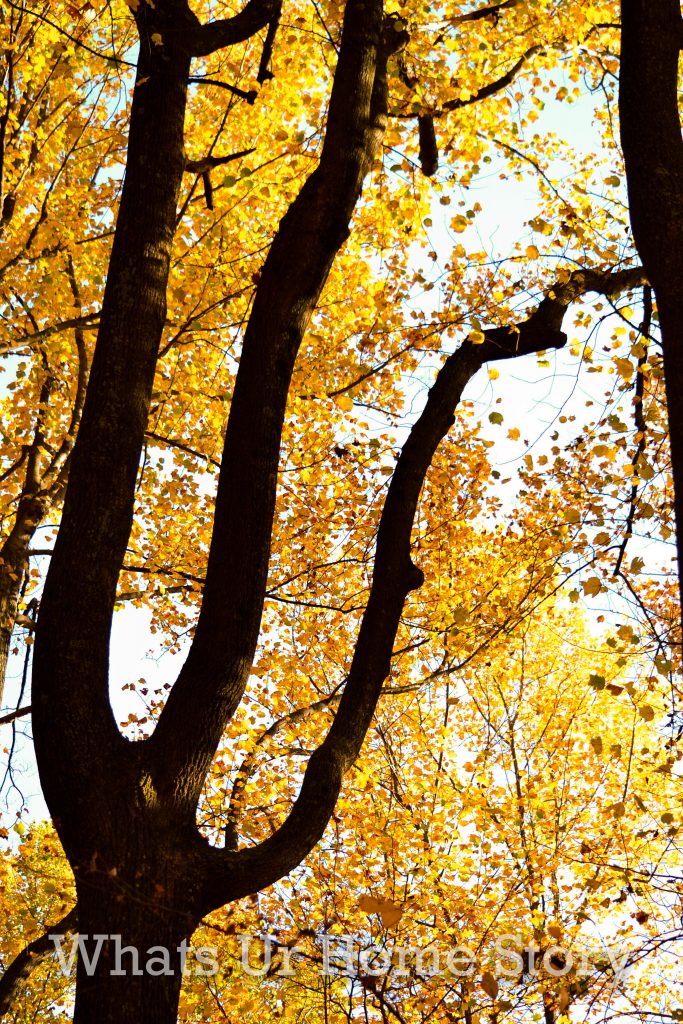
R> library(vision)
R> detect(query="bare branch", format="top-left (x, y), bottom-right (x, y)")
top-left (0, 313), bottom-right (99, 357)
top-left (451, 0), bottom-right (519, 25)
top-left (0, 704), bottom-right (31, 726)
top-left (185, 0), bottom-right (280, 57)
top-left (395, 45), bottom-right (541, 120)
top-left (257, 0), bottom-right (283, 82)
top-left (187, 77), bottom-right (258, 103)
top-left (184, 148), bottom-right (255, 174)
top-left (443, 45), bottom-right (541, 113)
top-left (196, 265), bottom-right (647, 907)
top-left (614, 285), bottom-right (652, 576)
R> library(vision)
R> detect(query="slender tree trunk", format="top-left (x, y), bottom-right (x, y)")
top-left (0, 582), bottom-right (20, 705)
top-left (0, 493), bottom-right (47, 707)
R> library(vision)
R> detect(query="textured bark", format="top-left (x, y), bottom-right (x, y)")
top-left (70, 853), bottom-right (202, 1024)
top-left (619, 0), bottom-right (683, 625)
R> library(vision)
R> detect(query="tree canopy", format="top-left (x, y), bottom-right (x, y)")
top-left (0, 0), bottom-right (682, 1022)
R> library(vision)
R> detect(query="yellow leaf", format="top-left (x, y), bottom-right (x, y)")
top-left (488, 367), bottom-right (500, 380)
top-left (358, 895), bottom-right (403, 929)
top-left (507, 427), bottom-right (520, 440)
top-left (335, 394), bottom-right (353, 412)
top-left (614, 357), bottom-right (633, 380)
top-left (525, 244), bottom-right (539, 259)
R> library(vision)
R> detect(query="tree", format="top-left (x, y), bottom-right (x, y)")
top-left (619, 0), bottom-right (683, 625)
top-left (0, 0), bottom-right (678, 1022)
top-left (3, 604), bottom-right (683, 1023)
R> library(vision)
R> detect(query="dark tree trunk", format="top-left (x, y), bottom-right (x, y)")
top-left (71, 883), bottom-right (193, 1024)
top-left (33, 27), bottom-right (193, 838)
top-left (31, 2), bottom-right (395, 1021)
top-left (63, 787), bottom-right (208, 1024)
top-left (620, 0), bottom-right (683, 631)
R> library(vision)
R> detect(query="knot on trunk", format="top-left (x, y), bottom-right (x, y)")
top-left (404, 560), bottom-right (424, 592)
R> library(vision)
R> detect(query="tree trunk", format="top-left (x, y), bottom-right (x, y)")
top-left (0, 493), bottom-right (47, 707)
top-left (0, 581), bottom-right (20, 706)
top-left (71, 887), bottom-right (192, 1024)
top-left (619, 0), bottom-right (683, 632)
top-left (657, 295), bottom-right (683, 605)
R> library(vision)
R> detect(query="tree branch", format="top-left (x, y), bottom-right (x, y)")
top-left (451, 0), bottom-right (519, 24)
top-left (33, 25), bottom-right (195, 825)
top-left (257, 0), bottom-right (282, 82)
top-left (184, 148), bottom-right (255, 175)
top-left (394, 45), bottom-right (541, 121)
top-left (195, 265), bottom-right (647, 908)
top-left (187, 77), bottom-right (258, 103)
top-left (0, 906), bottom-right (77, 1017)
top-left (0, 313), bottom-right (99, 356)
top-left (614, 285), bottom-right (652, 576)
top-left (0, 704), bottom-right (31, 726)
top-left (620, 0), bottom-right (683, 631)
top-left (185, 0), bottom-right (280, 57)
top-left (442, 45), bottom-right (541, 113)
top-left (148, 3), bottom-right (409, 814)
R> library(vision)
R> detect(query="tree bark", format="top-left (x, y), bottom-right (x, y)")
top-left (31, 0), bottom-right (398, 1021)
top-left (619, 0), bottom-right (683, 631)
top-left (71, 888), bottom-right (190, 1024)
